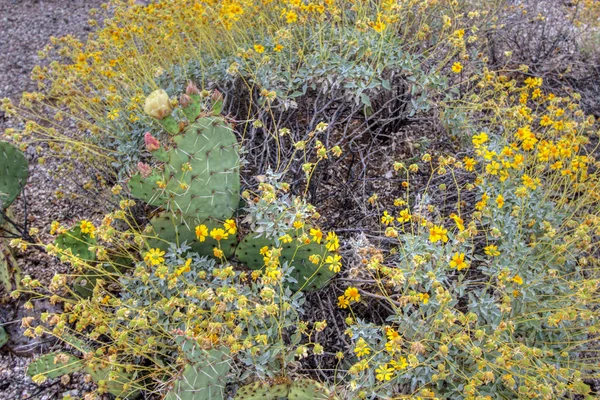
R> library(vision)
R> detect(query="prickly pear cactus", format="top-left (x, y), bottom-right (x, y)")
top-left (147, 212), bottom-right (237, 258)
top-left (235, 234), bottom-right (335, 291)
top-left (165, 339), bottom-right (231, 400)
top-left (54, 225), bottom-right (96, 261)
top-left (0, 326), bottom-right (8, 348)
top-left (129, 117), bottom-right (240, 221)
top-left (235, 378), bottom-right (335, 400)
top-left (27, 352), bottom-right (84, 379)
top-left (0, 240), bottom-right (20, 293)
top-left (85, 363), bottom-right (138, 398)
top-left (0, 141), bottom-right (28, 210)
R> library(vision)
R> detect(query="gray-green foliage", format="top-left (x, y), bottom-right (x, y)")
top-left (235, 378), bottom-right (335, 400)
top-left (235, 233), bottom-right (334, 291)
top-left (129, 117), bottom-right (240, 221)
top-left (165, 338), bottom-right (231, 400)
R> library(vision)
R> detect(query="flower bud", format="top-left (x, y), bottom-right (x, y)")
top-left (144, 132), bottom-right (160, 151)
top-left (185, 81), bottom-right (200, 95)
top-left (179, 94), bottom-right (192, 108)
top-left (212, 89), bottom-right (223, 102)
top-left (137, 162), bottom-right (152, 178)
top-left (143, 89), bottom-right (171, 119)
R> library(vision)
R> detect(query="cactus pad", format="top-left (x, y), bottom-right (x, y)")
top-left (235, 378), bottom-right (335, 400)
top-left (165, 339), bottom-right (231, 400)
top-left (129, 117), bottom-right (240, 220)
top-left (0, 141), bottom-right (28, 210)
top-left (27, 352), bottom-right (84, 379)
top-left (147, 212), bottom-right (237, 258)
top-left (235, 233), bottom-right (335, 291)
top-left (86, 363), bottom-right (139, 398)
top-left (0, 326), bottom-right (8, 348)
top-left (55, 226), bottom-right (96, 261)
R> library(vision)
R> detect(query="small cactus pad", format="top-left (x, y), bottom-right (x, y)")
top-left (0, 141), bottom-right (28, 209)
top-left (165, 341), bottom-right (231, 400)
top-left (0, 326), bottom-right (8, 348)
top-left (54, 226), bottom-right (96, 261)
top-left (27, 352), bottom-right (84, 379)
top-left (85, 364), bottom-right (139, 398)
top-left (288, 378), bottom-right (333, 399)
top-left (147, 212), bottom-right (237, 258)
top-left (128, 117), bottom-right (240, 220)
top-left (234, 233), bottom-right (335, 291)
top-left (235, 378), bottom-right (335, 400)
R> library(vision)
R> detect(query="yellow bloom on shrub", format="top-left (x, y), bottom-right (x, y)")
top-left (310, 228), bottom-right (323, 243)
top-left (463, 157), bottom-right (476, 171)
top-left (451, 62), bottom-right (463, 73)
top-left (195, 224), bottom-right (208, 242)
top-left (484, 245), bottom-right (500, 257)
top-left (376, 364), bottom-right (394, 381)
top-left (325, 231), bottom-right (339, 251)
top-left (223, 219), bottom-right (237, 234)
top-left (80, 220), bottom-right (95, 238)
top-left (397, 208), bottom-right (411, 223)
top-left (284, 10), bottom-right (298, 23)
top-left (472, 132), bottom-right (489, 147)
top-left (512, 275), bottom-right (524, 285)
top-left (381, 211), bottom-right (395, 225)
top-left (144, 248), bottom-right (165, 266)
top-left (496, 194), bottom-right (505, 208)
top-left (213, 248), bottom-right (224, 258)
top-left (337, 295), bottom-right (349, 309)
top-left (429, 225), bottom-right (448, 243)
top-left (326, 254), bottom-right (342, 273)
top-left (345, 286), bottom-right (360, 302)
top-left (391, 356), bottom-right (408, 370)
top-left (354, 338), bottom-right (370, 357)
top-left (450, 252), bottom-right (468, 270)
top-left (210, 228), bottom-right (229, 241)
top-left (274, 44), bottom-right (284, 52)
top-left (253, 44), bottom-right (265, 53)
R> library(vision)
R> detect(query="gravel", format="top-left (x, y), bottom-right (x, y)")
top-left (1, 1), bottom-right (106, 398)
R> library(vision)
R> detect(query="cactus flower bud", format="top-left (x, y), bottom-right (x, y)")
top-left (186, 81), bottom-right (200, 95)
top-left (144, 132), bottom-right (160, 151)
top-left (179, 94), bottom-right (192, 108)
top-left (211, 89), bottom-right (223, 102)
top-left (143, 89), bottom-right (171, 119)
top-left (137, 162), bottom-right (152, 178)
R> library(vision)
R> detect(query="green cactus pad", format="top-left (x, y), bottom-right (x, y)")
top-left (147, 212), bottom-right (237, 258)
top-left (165, 341), bottom-right (231, 400)
top-left (288, 378), bottom-right (333, 399)
top-left (235, 233), bottom-right (335, 291)
top-left (235, 378), bottom-right (335, 400)
top-left (0, 238), bottom-right (21, 294)
top-left (55, 226), bottom-right (96, 262)
top-left (128, 117), bottom-right (240, 221)
top-left (27, 352), bottom-right (84, 379)
top-left (86, 364), bottom-right (139, 398)
top-left (0, 326), bottom-right (8, 348)
top-left (0, 141), bottom-right (28, 210)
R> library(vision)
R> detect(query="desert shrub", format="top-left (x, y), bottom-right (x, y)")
top-left (2, 0), bottom-right (495, 195)
top-left (334, 77), bottom-right (600, 398)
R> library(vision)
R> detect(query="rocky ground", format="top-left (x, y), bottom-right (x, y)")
top-left (1, 1), bottom-right (106, 398)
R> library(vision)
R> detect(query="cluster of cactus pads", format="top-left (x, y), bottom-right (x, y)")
top-left (235, 377), bottom-right (338, 399)
top-left (127, 86), bottom-right (338, 292)
top-left (0, 141), bottom-right (27, 294)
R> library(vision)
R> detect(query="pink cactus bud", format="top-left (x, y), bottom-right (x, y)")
top-left (186, 81), bottom-right (200, 95)
top-left (137, 162), bottom-right (152, 178)
top-left (179, 94), bottom-right (191, 108)
top-left (144, 132), bottom-right (160, 152)
top-left (211, 89), bottom-right (223, 102)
